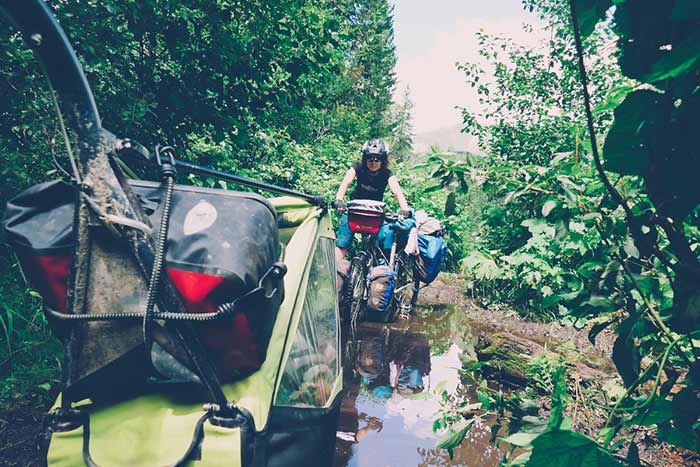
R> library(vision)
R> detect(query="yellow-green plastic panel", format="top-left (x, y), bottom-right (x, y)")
top-left (188, 423), bottom-right (241, 467)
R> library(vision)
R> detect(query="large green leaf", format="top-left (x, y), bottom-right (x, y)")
top-left (657, 420), bottom-right (700, 451)
top-left (436, 419), bottom-right (475, 457)
top-left (423, 183), bottom-right (445, 193)
top-left (629, 397), bottom-right (673, 426)
top-left (614, 2), bottom-right (673, 81)
top-left (574, 0), bottom-right (613, 39)
top-left (612, 316), bottom-right (641, 387)
top-left (502, 431), bottom-right (540, 448)
top-left (576, 261), bottom-right (605, 279)
top-left (444, 191), bottom-right (457, 216)
top-left (593, 83), bottom-right (635, 117)
top-left (547, 366), bottom-right (569, 431)
top-left (627, 442), bottom-right (641, 467)
top-left (525, 430), bottom-right (624, 467)
top-left (602, 90), bottom-right (663, 176)
top-left (671, 386), bottom-right (700, 431)
top-left (672, 0), bottom-right (700, 21)
top-left (644, 30), bottom-right (700, 82)
top-left (647, 88), bottom-right (700, 218)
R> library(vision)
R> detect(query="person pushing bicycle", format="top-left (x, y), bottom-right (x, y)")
top-left (331, 139), bottom-right (411, 263)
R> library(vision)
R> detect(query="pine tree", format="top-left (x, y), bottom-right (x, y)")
top-left (339, 0), bottom-right (398, 138)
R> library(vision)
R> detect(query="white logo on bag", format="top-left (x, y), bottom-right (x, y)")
top-left (184, 200), bottom-right (217, 235)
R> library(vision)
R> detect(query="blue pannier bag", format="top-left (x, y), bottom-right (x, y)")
top-left (378, 217), bottom-right (416, 250)
top-left (415, 234), bottom-right (447, 283)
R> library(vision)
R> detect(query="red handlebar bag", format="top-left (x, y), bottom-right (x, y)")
top-left (347, 199), bottom-right (385, 235)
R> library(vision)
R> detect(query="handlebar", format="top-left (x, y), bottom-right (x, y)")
top-left (332, 208), bottom-right (410, 222)
top-left (385, 212), bottom-right (412, 223)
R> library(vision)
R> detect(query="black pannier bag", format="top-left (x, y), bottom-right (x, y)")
top-left (2, 179), bottom-right (284, 384)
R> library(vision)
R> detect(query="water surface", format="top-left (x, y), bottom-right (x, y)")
top-left (334, 305), bottom-right (503, 467)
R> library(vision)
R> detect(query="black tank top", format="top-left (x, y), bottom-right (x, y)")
top-left (350, 161), bottom-right (393, 201)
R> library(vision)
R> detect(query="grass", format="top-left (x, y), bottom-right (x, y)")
top-left (0, 254), bottom-right (62, 411)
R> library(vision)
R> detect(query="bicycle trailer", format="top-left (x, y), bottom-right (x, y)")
top-left (36, 196), bottom-right (343, 467)
top-left (0, 1), bottom-right (343, 465)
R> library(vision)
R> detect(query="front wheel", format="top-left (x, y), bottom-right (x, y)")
top-left (343, 253), bottom-right (369, 328)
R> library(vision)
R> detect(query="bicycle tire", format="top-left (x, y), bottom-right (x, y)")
top-left (393, 254), bottom-right (417, 318)
top-left (343, 252), bottom-right (369, 325)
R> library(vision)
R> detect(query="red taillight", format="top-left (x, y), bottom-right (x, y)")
top-left (19, 253), bottom-right (71, 312)
top-left (348, 210), bottom-right (383, 234)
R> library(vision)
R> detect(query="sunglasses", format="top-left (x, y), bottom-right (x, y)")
top-left (366, 156), bottom-right (382, 163)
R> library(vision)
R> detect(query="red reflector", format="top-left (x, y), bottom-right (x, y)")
top-left (166, 268), bottom-right (260, 372)
top-left (166, 268), bottom-right (226, 312)
top-left (22, 254), bottom-right (71, 312)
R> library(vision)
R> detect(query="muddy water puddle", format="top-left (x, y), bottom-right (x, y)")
top-left (334, 305), bottom-right (504, 467)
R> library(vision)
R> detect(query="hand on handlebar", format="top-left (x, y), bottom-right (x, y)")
top-left (331, 199), bottom-right (347, 212)
top-left (398, 209), bottom-right (412, 220)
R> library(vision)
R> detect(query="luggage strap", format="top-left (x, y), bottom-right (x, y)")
top-left (143, 145), bottom-right (178, 359)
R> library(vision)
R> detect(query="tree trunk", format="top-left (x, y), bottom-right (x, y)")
top-left (475, 332), bottom-right (609, 387)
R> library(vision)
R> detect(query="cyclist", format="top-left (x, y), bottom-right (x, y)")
top-left (332, 139), bottom-right (411, 263)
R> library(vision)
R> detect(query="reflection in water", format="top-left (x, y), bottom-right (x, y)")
top-left (334, 305), bottom-right (503, 467)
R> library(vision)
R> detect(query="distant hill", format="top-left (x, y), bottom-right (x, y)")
top-left (412, 124), bottom-right (481, 155)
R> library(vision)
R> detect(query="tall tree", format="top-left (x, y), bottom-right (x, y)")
top-left (340, 0), bottom-right (398, 138)
top-left (388, 85), bottom-right (414, 162)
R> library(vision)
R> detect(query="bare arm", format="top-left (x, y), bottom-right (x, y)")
top-left (335, 167), bottom-right (356, 200)
top-left (388, 175), bottom-right (410, 211)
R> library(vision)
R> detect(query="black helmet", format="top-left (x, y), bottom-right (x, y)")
top-left (362, 139), bottom-right (389, 158)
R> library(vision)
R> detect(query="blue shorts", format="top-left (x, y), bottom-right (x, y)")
top-left (336, 213), bottom-right (353, 249)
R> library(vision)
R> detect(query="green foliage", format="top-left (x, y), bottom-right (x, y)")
top-left (458, 17), bottom-right (619, 166)
top-left (0, 261), bottom-right (62, 409)
top-left (440, 362), bottom-right (628, 466)
top-left (409, 148), bottom-right (490, 270)
top-left (607, 1), bottom-right (700, 222)
top-left (435, 418), bottom-right (474, 459)
top-left (1, 0), bottom-right (400, 184)
top-left (574, 0), bottom-right (612, 40)
top-left (526, 430), bottom-right (623, 467)
top-left (435, 0), bottom-right (700, 463)
top-left (527, 354), bottom-right (558, 393)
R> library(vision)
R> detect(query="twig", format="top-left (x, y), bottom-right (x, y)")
top-left (569, 0), bottom-right (635, 223)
